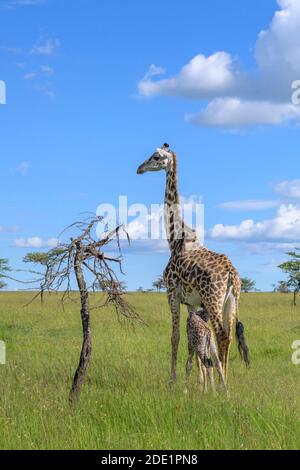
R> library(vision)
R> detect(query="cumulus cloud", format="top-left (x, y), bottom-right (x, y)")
top-left (138, 0), bottom-right (300, 129)
top-left (255, 0), bottom-right (300, 100)
top-left (218, 199), bottom-right (280, 211)
top-left (208, 204), bottom-right (300, 243)
top-left (139, 52), bottom-right (236, 100)
top-left (275, 179), bottom-right (300, 199)
top-left (187, 98), bottom-right (300, 129)
top-left (12, 237), bottom-right (59, 248)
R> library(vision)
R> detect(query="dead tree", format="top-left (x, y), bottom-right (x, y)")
top-left (37, 217), bottom-right (142, 404)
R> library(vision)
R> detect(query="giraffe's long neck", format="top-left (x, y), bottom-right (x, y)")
top-left (164, 153), bottom-right (190, 255)
top-left (165, 153), bottom-right (179, 208)
top-left (164, 153), bottom-right (200, 255)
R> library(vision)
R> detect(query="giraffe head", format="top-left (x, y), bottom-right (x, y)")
top-left (137, 143), bottom-right (173, 175)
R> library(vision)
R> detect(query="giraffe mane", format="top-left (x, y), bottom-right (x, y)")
top-left (171, 152), bottom-right (179, 205)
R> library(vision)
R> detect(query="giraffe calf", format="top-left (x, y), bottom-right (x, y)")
top-left (185, 309), bottom-right (228, 395)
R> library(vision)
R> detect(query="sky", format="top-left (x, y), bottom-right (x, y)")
top-left (0, 0), bottom-right (300, 291)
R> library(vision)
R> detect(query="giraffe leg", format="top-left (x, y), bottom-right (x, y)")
top-left (215, 360), bottom-right (228, 395)
top-left (202, 362), bottom-right (208, 394)
top-left (195, 351), bottom-right (209, 393)
top-left (168, 291), bottom-right (180, 385)
top-left (196, 355), bottom-right (205, 387)
top-left (207, 310), bottom-right (227, 382)
top-left (210, 337), bottom-right (228, 395)
top-left (206, 367), bottom-right (216, 396)
top-left (184, 351), bottom-right (194, 394)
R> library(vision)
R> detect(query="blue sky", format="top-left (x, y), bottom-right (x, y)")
top-left (1, 0), bottom-right (300, 291)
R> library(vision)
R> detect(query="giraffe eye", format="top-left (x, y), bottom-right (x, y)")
top-left (153, 156), bottom-right (160, 161)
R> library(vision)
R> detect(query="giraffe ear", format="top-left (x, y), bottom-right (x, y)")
top-left (157, 147), bottom-right (171, 158)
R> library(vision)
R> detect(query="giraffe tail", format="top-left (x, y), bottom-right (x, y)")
top-left (236, 320), bottom-right (250, 368)
top-left (224, 275), bottom-right (250, 369)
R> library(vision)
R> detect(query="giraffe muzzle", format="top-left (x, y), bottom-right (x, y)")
top-left (137, 164), bottom-right (145, 175)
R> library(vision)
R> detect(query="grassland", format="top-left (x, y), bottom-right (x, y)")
top-left (0, 291), bottom-right (299, 450)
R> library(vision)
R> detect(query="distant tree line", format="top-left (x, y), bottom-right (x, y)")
top-left (240, 277), bottom-right (256, 293)
top-left (0, 258), bottom-right (10, 289)
top-left (153, 276), bottom-right (167, 292)
top-left (278, 250), bottom-right (300, 306)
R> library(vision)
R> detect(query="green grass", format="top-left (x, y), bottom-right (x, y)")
top-left (0, 291), bottom-right (300, 450)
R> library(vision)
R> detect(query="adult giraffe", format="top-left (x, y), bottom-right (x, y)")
top-left (137, 144), bottom-right (250, 385)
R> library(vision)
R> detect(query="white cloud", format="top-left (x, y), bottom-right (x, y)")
top-left (218, 199), bottom-right (280, 211)
top-left (275, 179), bottom-right (300, 199)
top-left (139, 52), bottom-right (236, 100)
top-left (240, 242), bottom-right (299, 255)
top-left (208, 204), bottom-right (300, 243)
top-left (187, 98), bottom-right (300, 129)
top-left (31, 39), bottom-right (60, 56)
top-left (142, 64), bottom-right (166, 81)
top-left (138, 1), bottom-right (300, 129)
top-left (255, 0), bottom-right (300, 101)
top-left (12, 237), bottom-right (59, 248)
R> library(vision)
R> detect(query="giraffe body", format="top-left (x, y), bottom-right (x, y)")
top-left (164, 244), bottom-right (241, 382)
top-left (137, 144), bottom-right (249, 385)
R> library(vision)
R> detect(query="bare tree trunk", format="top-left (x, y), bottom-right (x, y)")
top-left (40, 283), bottom-right (44, 305)
top-left (294, 290), bottom-right (297, 307)
top-left (70, 241), bottom-right (92, 404)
